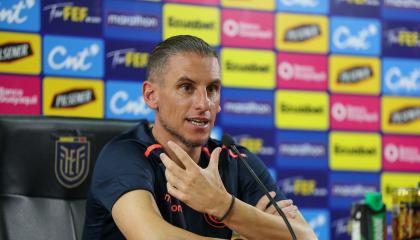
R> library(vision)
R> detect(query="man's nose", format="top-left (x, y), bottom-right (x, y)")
top-left (194, 88), bottom-right (211, 111)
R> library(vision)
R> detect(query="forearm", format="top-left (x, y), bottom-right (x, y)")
top-left (220, 194), bottom-right (316, 240)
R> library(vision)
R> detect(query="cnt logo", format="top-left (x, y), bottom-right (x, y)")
top-left (0, 0), bottom-right (35, 24)
top-left (280, 0), bottom-right (319, 7)
top-left (333, 24), bottom-right (377, 50)
top-left (48, 43), bottom-right (99, 71)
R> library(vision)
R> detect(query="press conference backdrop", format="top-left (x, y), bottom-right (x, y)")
top-left (1, 0), bottom-right (420, 239)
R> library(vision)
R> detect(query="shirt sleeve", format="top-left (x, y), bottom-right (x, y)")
top-left (90, 140), bottom-right (156, 212)
top-left (236, 147), bottom-right (286, 206)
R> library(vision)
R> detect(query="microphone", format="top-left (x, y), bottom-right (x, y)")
top-left (222, 134), bottom-right (297, 240)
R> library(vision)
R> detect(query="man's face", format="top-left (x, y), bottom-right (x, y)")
top-left (154, 52), bottom-right (221, 148)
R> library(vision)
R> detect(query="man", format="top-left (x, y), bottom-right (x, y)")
top-left (83, 35), bottom-right (316, 239)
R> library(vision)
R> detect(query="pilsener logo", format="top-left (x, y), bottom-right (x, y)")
top-left (43, 77), bottom-right (103, 118)
top-left (330, 17), bottom-right (381, 56)
top-left (42, 0), bottom-right (101, 36)
top-left (383, 135), bottom-right (420, 172)
top-left (0, 31), bottom-right (40, 75)
top-left (275, 90), bottom-right (328, 130)
top-left (329, 131), bottom-right (381, 171)
top-left (0, 0), bottom-right (40, 32)
top-left (382, 96), bottom-right (420, 134)
top-left (44, 35), bottom-right (103, 78)
top-left (276, 13), bottom-right (328, 53)
top-left (221, 48), bottom-right (275, 89)
top-left (329, 55), bottom-right (380, 95)
top-left (382, 58), bottom-right (420, 96)
top-left (164, 4), bottom-right (219, 46)
top-left (277, 0), bottom-right (328, 14)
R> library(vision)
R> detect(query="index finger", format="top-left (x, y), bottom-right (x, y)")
top-left (167, 141), bottom-right (197, 170)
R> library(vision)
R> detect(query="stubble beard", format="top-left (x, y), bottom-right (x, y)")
top-left (159, 115), bottom-right (208, 148)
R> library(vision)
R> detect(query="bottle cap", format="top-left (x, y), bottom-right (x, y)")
top-left (365, 192), bottom-right (384, 212)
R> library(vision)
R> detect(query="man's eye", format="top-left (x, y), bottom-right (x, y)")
top-left (207, 85), bottom-right (219, 94)
top-left (180, 84), bottom-right (192, 92)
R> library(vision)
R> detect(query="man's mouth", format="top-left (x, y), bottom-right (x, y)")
top-left (186, 118), bottom-right (209, 126)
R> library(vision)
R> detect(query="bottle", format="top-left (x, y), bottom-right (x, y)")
top-left (351, 192), bottom-right (386, 240)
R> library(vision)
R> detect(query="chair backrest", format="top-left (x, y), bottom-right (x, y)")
top-left (0, 116), bottom-right (137, 240)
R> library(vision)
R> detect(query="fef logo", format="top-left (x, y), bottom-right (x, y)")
top-left (275, 90), bottom-right (329, 130)
top-left (330, 17), bottom-right (381, 56)
top-left (381, 172), bottom-right (420, 210)
top-left (329, 172), bottom-right (379, 210)
top-left (277, 53), bottom-right (327, 91)
top-left (43, 35), bottom-right (103, 78)
top-left (0, 74), bottom-right (40, 115)
top-left (221, 48), bottom-right (275, 89)
top-left (382, 58), bottom-right (420, 96)
top-left (382, 21), bottom-right (420, 58)
top-left (276, 130), bottom-right (328, 169)
top-left (329, 131), bottom-right (381, 171)
top-left (276, 0), bottom-right (329, 14)
top-left (276, 13), bottom-right (328, 54)
top-left (382, 96), bottom-right (420, 134)
top-left (0, 0), bottom-right (40, 32)
top-left (106, 80), bottom-right (154, 121)
top-left (277, 170), bottom-right (328, 207)
top-left (55, 136), bottom-right (90, 188)
top-left (331, 211), bottom-right (352, 240)
top-left (331, 0), bottom-right (380, 17)
top-left (329, 55), bottom-right (380, 95)
top-left (105, 40), bottom-right (154, 80)
top-left (383, 135), bottom-right (420, 172)
top-left (330, 94), bottom-right (380, 131)
top-left (104, 0), bottom-right (161, 41)
top-left (300, 209), bottom-right (330, 240)
top-left (0, 31), bottom-right (40, 74)
top-left (163, 4), bottom-right (219, 46)
top-left (42, 0), bottom-right (102, 36)
top-left (43, 77), bottom-right (104, 118)
top-left (222, 9), bottom-right (274, 49)
top-left (222, 0), bottom-right (275, 11)
top-left (220, 88), bottom-right (274, 128)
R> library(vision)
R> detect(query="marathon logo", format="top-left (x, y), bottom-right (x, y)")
top-left (51, 88), bottom-right (95, 108)
top-left (331, 183), bottom-right (376, 197)
top-left (334, 144), bottom-right (376, 156)
top-left (0, 42), bottom-right (32, 62)
top-left (384, 0), bottom-right (420, 10)
top-left (226, 61), bottom-right (269, 72)
top-left (337, 65), bottom-right (372, 84)
top-left (106, 48), bottom-right (149, 68)
top-left (107, 12), bottom-right (159, 29)
top-left (389, 106), bottom-right (420, 124)
top-left (280, 103), bottom-right (323, 114)
top-left (284, 24), bottom-right (321, 42)
top-left (335, 0), bottom-right (380, 6)
top-left (224, 100), bottom-right (272, 115)
top-left (168, 17), bottom-right (214, 29)
top-left (43, 2), bottom-right (101, 24)
top-left (279, 143), bottom-right (326, 158)
top-left (0, 0), bottom-right (35, 24)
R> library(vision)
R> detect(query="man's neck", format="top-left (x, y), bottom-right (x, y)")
top-left (152, 123), bottom-right (201, 165)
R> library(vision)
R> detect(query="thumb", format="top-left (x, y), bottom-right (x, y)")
top-left (208, 147), bottom-right (222, 170)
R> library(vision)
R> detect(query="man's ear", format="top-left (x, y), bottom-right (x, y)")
top-left (142, 80), bottom-right (158, 110)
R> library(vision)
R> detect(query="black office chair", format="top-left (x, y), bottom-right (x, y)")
top-left (0, 116), bottom-right (137, 240)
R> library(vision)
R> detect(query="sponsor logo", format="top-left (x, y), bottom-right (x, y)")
top-left (385, 27), bottom-right (420, 47)
top-left (221, 88), bottom-right (274, 128)
top-left (276, 13), bottom-right (328, 53)
top-left (0, 75), bottom-right (40, 115)
top-left (0, 0), bottom-right (40, 31)
top-left (389, 106), bottom-right (420, 124)
top-left (280, 176), bottom-right (328, 197)
top-left (332, 183), bottom-right (376, 198)
top-left (331, 212), bottom-right (352, 239)
top-left (51, 88), bottom-right (95, 108)
top-left (44, 35), bottom-right (103, 78)
top-left (106, 81), bottom-right (154, 121)
top-left (381, 172), bottom-right (420, 210)
top-left (382, 96), bottom-right (420, 134)
top-left (329, 55), bottom-right (380, 95)
top-left (275, 90), bottom-right (328, 130)
top-left (329, 132), bottom-right (381, 171)
top-left (222, 0), bottom-right (275, 11)
top-left (43, 2), bottom-right (100, 24)
top-left (0, 42), bottom-right (32, 62)
top-left (55, 136), bottom-right (90, 188)
top-left (330, 95), bottom-right (380, 131)
top-left (384, 0), bottom-right (420, 9)
top-left (0, 32), bottom-right (40, 74)
top-left (280, 0), bottom-right (319, 7)
top-left (107, 12), bottom-right (159, 29)
top-left (164, 4), bottom-right (219, 46)
top-left (383, 58), bottom-right (420, 96)
top-left (222, 9), bottom-right (274, 49)
top-left (331, 0), bottom-right (380, 18)
top-left (43, 77), bottom-right (104, 118)
top-left (221, 48), bottom-right (275, 89)
top-left (107, 48), bottom-right (148, 69)
top-left (383, 136), bottom-right (420, 171)
top-left (335, 0), bottom-right (380, 6)
top-left (333, 24), bottom-right (377, 50)
top-left (224, 100), bottom-right (272, 115)
top-left (278, 61), bottom-right (325, 82)
top-left (383, 21), bottom-right (420, 57)
top-left (279, 142), bottom-right (325, 157)
top-left (384, 144), bottom-right (420, 163)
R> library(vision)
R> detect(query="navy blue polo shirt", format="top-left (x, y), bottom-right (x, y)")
top-left (83, 120), bottom-right (285, 239)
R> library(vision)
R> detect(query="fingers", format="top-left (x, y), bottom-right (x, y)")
top-left (256, 191), bottom-right (276, 210)
top-left (208, 147), bottom-right (222, 170)
top-left (160, 153), bottom-right (186, 180)
top-left (265, 202), bottom-right (298, 219)
top-left (167, 141), bottom-right (197, 170)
